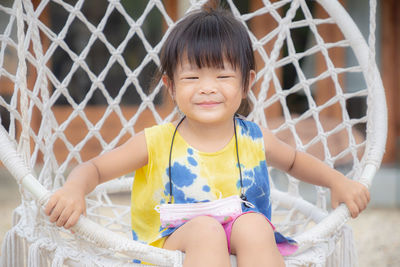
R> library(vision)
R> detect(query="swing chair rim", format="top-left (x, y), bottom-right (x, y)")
top-left (1, 0), bottom-right (387, 265)
top-left (0, 121), bottom-right (380, 264)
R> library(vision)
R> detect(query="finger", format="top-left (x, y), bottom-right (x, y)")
top-left (44, 196), bottom-right (57, 216)
top-left (331, 197), bottom-right (339, 209)
top-left (64, 211), bottom-right (81, 230)
top-left (357, 187), bottom-right (370, 211)
top-left (354, 196), bottom-right (367, 213)
top-left (365, 189), bottom-right (371, 203)
top-left (359, 184), bottom-right (370, 202)
top-left (49, 202), bottom-right (65, 223)
top-left (360, 193), bottom-right (369, 211)
top-left (347, 202), bottom-right (360, 219)
top-left (56, 207), bottom-right (73, 227)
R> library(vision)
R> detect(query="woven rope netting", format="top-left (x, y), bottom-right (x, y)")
top-left (0, 0), bottom-right (386, 266)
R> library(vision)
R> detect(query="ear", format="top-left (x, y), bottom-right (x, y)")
top-left (162, 74), bottom-right (175, 99)
top-left (243, 70), bottom-right (256, 97)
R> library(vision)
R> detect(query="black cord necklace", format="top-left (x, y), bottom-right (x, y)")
top-left (167, 115), bottom-right (248, 204)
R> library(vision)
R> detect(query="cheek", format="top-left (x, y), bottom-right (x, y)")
top-left (174, 88), bottom-right (192, 107)
top-left (232, 88), bottom-right (244, 102)
top-left (232, 90), bottom-right (245, 110)
top-left (175, 88), bottom-right (187, 100)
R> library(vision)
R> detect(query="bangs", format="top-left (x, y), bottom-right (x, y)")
top-left (179, 15), bottom-right (237, 70)
top-left (160, 9), bottom-right (255, 89)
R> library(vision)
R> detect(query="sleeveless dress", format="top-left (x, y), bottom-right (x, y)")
top-left (131, 117), bottom-right (297, 257)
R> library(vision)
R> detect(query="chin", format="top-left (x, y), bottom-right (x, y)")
top-left (189, 113), bottom-right (231, 124)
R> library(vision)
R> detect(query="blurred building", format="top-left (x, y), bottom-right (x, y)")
top-left (0, 0), bottom-right (398, 166)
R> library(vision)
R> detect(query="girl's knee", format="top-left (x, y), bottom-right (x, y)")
top-left (230, 213), bottom-right (284, 266)
top-left (164, 216), bottom-right (231, 266)
top-left (187, 216), bottom-right (226, 241)
top-left (165, 216), bottom-right (227, 251)
top-left (230, 213), bottom-right (275, 249)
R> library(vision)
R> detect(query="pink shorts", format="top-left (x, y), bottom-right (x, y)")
top-left (223, 211), bottom-right (298, 256)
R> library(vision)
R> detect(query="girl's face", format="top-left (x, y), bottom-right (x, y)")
top-left (163, 57), bottom-right (255, 126)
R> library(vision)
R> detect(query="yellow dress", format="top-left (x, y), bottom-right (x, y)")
top-left (131, 117), bottom-right (272, 249)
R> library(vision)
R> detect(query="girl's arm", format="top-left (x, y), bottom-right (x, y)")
top-left (44, 131), bottom-right (148, 229)
top-left (262, 128), bottom-right (370, 218)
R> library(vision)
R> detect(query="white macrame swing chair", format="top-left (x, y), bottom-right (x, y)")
top-left (0, 0), bottom-right (387, 266)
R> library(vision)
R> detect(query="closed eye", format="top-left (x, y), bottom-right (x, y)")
top-left (218, 75), bottom-right (233, 79)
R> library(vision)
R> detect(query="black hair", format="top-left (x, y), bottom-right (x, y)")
top-left (159, 8), bottom-right (255, 94)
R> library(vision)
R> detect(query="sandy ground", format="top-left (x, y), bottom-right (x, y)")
top-left (0, 173), bottom-right (399, 266)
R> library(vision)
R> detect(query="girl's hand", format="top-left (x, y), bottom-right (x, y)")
top-left (44, 186), bottom-right (86, 229)
top-left (330, 176), bottom-right (370, 218)
top-left (42, 131), bottom-right (147, 230)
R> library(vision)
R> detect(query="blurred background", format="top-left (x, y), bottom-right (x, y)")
top-left (0, 0), bottom-right (399, 266)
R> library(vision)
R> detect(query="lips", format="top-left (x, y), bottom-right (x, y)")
top-left (196, 101), bottom-right (222, 107)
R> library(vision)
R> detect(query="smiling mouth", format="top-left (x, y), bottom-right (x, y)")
top-left (196, 101), bottom-right (221, 107)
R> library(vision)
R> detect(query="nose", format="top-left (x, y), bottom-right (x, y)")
top-left (198, 77), bottom-right (217, 94)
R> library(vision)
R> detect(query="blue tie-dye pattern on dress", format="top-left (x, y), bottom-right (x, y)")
top-left (239, 119), bottom-right (263, 139)
top-left (164, 181), bottom-right (197, 203)
top-left (240, 160), bottom-right (271, 218)
top-left (132, 230), bottom-right (138, 241)
top-left (167, 162), bottom-right (197, 187)
top-left (237, 163), bottom-right (270, 211)
top-left (202, 185), bottom-right (211, 192)
top-left (235, 119), bottom-right (271, 218)
top-left (159, 118), bottom-right (272, 239)
top-left (188, 156), bottom-right (198, 166)
top-left (131, 118), bottom-right (298, 254)
top-left (166, 118), bottom-right (271, 216)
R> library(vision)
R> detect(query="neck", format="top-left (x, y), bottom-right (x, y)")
top-left (178, 117), bottom-right (236, 153)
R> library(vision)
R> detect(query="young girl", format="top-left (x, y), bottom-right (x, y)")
top-left (45, 7), bottom-right (370, 267)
